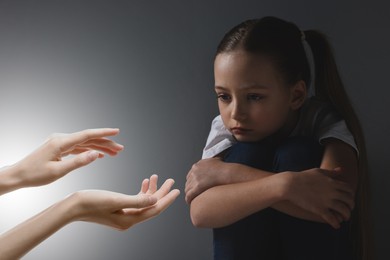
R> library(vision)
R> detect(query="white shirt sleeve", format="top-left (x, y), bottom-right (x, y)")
top-left (202, 115), bottom-right (236, 159)
top-left (318, 119), bottom-right (359, 154)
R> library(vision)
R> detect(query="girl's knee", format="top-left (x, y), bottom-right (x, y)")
top-left (273, 136), bottom-right (324, 172)
top-left (224, 141), bottom-right (275, 170)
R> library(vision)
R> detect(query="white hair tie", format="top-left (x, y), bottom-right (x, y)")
top-left (301, 30), bottom-right (316, 98)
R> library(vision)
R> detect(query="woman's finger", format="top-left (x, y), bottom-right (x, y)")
top-left (50, 150), bottom-right (100, 175)
top-left (152, 178), bottom-right (175, 200)
top-left (70, 144), bottom-right (120, 156)
top-left (119, 194), bottom-right (157, 209)
top-left (147, 174), bottom-right (158, 194)
top-left (126, 189), bottom-right (180, 219)
top-left (60, 128), bottom-right (120, 152)
top-left (76, 138), bottom-right (124, 152)
top-left (139, 178), bottom-right (150, 194)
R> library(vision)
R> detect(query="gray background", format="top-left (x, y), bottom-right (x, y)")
top-left (0, 0), bottom-right (388, 259)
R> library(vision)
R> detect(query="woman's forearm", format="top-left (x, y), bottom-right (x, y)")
top-left (0, 197), bottom-right (75, 259)
top-left (190, 172), bottom-right (290, 228)
top-left (0, 176), bottom-right (179, 259)
top-left (0, 164), bottom-right (23, 196)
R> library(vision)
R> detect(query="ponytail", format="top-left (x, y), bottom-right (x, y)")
top-left (305, 30), bottom-right (372, 260)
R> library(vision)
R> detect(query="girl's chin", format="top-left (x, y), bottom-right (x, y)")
top-left (233, 135), bottom-right (264, 143)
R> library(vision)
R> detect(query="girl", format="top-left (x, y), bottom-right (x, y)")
top-left (186, 17), bottom-right (370, 260)
top-left (0, 128), bottom-right (180, 259)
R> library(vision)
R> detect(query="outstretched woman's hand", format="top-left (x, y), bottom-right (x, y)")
top-left (11, 128), bottom-right (123, 189)
top-left (0, 175), bottom-right (180, 260)
top-left (69, 175), bottom-right (180, 230)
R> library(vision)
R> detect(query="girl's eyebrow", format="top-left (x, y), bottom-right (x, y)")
top-left (243, 84), bottom-right (269, 90)
top-left (215, 84), bottom-right (269, 90)
top-left (215, 86), bottom-right (228, 90)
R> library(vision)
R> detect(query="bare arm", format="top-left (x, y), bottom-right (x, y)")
top-left (0, 128), bottom-right (124, 196)
top-left (320, 138), bottom-right (358, 190)
top-left (190, 168), bottom-right (353, 228)
top-left (190, 172), bottom-right (289, 228)
top-left (272, 138), bottom-right (358, 223)
top-left (186, 139), bottom-right (357, 228)
top-left (0, 176), bottom-right (180, 260)
top-left (0, 129), bottom-right (181, 259)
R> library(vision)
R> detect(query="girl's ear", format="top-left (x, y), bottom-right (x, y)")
top-left (290, 80), bottom-right (307, 110)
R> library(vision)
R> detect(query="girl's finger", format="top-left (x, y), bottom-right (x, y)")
top-left (331, 200), bottom-right (351, 221)
top-left (334, 181), bottom-right (354, 196)
top-left (321, 210), bottom-right (341, 229)
top-left (332, 210), bottom-right (344, 224)
top-left (336, 190), bottom-right (355, 210)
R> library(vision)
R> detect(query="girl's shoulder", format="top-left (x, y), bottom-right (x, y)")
top-left (292, 98), bottom-right (341, 137)
top-left (293, 98), bottom-right (358, 153)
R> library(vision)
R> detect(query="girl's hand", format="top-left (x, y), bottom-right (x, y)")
top-left (14, 128), bottom-right (124, 188)
top-left (285, 168), bottom-right (355, 229)
top-left (185, 158), bottom-right (227, 204)
top-left (69, 175), bottom-right (180, 230)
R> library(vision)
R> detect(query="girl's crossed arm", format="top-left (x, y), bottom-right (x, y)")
top-left (186, 138), bottom-right (357, 229)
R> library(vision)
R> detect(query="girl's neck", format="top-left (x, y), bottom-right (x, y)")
top-left (269, 110), bottom-right (300, 144)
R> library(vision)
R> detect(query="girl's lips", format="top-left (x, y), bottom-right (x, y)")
top-left (230, 127), bottom-right (252, 135)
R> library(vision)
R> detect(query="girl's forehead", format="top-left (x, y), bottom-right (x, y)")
top-left (214, 51), bottom-right (285, 87)
top-left (215, 51), bottom-right (280, 74)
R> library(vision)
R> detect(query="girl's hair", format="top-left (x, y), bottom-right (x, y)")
top-left (216, 16), bottom-right (371, 260)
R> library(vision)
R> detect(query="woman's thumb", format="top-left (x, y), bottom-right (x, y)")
top-left (130, 194), bottom-right (158, 208)
top-left (57, 150), bottom-right (100, 174)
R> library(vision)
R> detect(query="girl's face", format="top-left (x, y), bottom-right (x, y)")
top-left (214, 50), bottom-right (305, 142)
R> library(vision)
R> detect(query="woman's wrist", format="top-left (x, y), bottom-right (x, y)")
top-left (57, 192), bottom-right (84, 224)
top-left (0, 164), bottom-right (24, 195)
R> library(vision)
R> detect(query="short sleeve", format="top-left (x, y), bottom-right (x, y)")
top-left (202, 115), bottom-right (236, 159)
top-left (291, 98), bottom-right (359, 155)
top-left (318, 120), bottom-right (359, 155)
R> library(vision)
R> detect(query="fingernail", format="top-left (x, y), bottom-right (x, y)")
top-left (88, 150), bottom-right (99, 160)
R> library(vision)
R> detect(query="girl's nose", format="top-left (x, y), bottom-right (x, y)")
top-left (231, 101), bottom-right (247, 121)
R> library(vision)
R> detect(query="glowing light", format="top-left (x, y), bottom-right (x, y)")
top-left (0, 187), bottom-right (61, 231)
top-left (0, 104), bottom-right (64, 231)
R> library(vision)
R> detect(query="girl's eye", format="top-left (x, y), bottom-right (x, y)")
top-left (217, 93), bottom-right (231, 102)
top-left (247, 93), bottom-right (265, 101)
